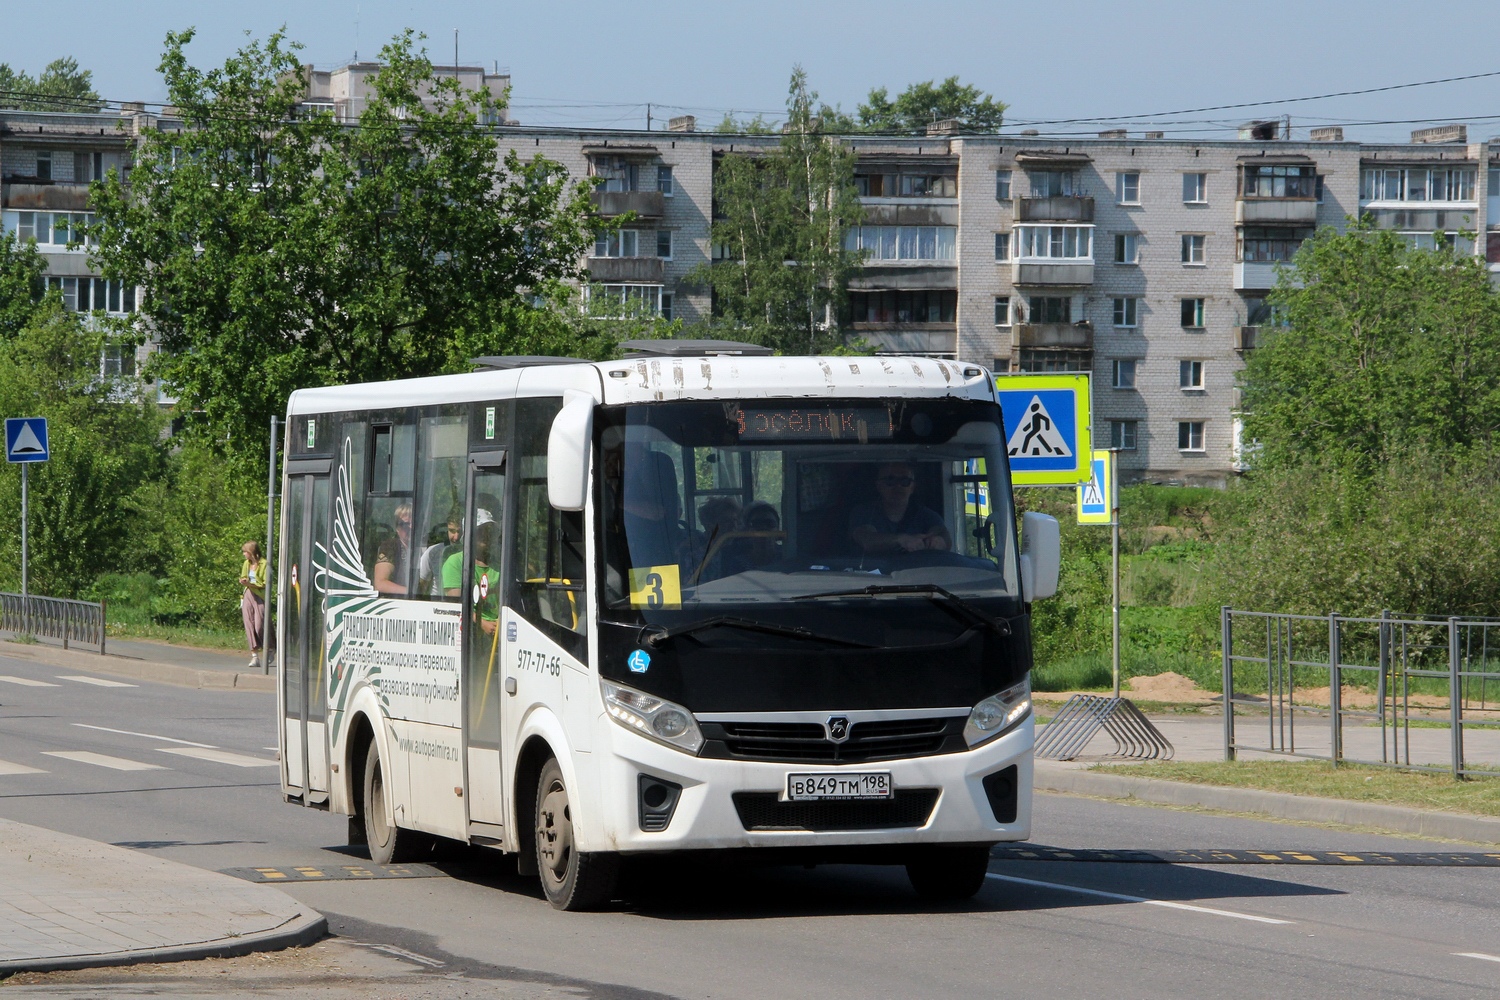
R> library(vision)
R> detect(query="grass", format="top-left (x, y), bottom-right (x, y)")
top-left (1092, 760), bottom-right (1500, 817)
top-left (105, 620), bottom-right (248, 652)
top-left (1034, 648), bottom-right (1220, 693)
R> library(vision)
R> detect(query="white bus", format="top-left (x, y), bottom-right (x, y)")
top-left (276, 341), bottom-right (1060, 909)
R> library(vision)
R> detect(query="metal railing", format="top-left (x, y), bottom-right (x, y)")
top-left (0, 592), bottom-right (107, 654)
top-left (1222, 608), bottom-right (1500, 779)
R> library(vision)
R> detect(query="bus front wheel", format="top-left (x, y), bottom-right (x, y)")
top-left (905, 845), bottom-right (992, 901)
top-left (534, 757), bottom-right (619, 910)
top-left (362, 741), bottom-right (418, 865)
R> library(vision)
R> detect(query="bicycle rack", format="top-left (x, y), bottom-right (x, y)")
top-left (1034, 694), bottom-right (1175, 761)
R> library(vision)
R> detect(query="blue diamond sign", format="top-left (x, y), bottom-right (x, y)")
top-left (5, 417), bottom-right (49, 463)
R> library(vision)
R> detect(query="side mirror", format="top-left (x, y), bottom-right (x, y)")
top-left (1018, 512), bottom-right (1060, 601)
top-left (547, 394), bottom-right (594, 511)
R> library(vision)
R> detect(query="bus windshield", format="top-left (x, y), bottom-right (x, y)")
top-left (599, 398), bottom-right (1018, 619)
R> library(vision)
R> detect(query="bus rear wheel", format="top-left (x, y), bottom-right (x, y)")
top-left (362, 741), bottom-right (419, 865)
top-left (534, 757), bottom-right (619, 910)
top-left (905, 845), bottom-right (992, 901)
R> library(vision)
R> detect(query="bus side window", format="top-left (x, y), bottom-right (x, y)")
top-left (509, 398), bottom-right (587, 660)
top-left (412, 413), bottom-right (470, 600)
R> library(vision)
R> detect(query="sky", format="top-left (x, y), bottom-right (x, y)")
top-left (5, 0), bottom-right (1500, 143)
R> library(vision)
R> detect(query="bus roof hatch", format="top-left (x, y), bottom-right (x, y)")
top-left (620, 339), bottom-right (774, 359)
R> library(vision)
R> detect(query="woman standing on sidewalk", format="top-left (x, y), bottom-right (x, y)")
top-left (239, 541), bottom-right (268, 669)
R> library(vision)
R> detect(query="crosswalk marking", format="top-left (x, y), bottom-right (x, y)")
top-left (42, 750), bottom-right (164, 771)
top-left (157, 747), bottom-right (278, 768)
top-left (1455, 952), bottom-right (1500, 964)
top-left (985, 872), bottom-right (1294, 925)
top-left (0, 758), bottom-right (46, 775)
top-left (73, 723), bottom-right (216, 748)
top-left (0, 675), bottom-right (61, 687)
top-left (57, 675), bottom-right (137, 688)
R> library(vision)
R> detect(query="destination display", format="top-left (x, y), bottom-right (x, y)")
top-left (733, 405), bottom-right (895, 441)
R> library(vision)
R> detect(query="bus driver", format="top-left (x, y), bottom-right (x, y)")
top-left (849, 461), bottom-right (952, 555)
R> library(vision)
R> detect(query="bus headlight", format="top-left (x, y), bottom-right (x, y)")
top-left (963, 677), bottom-right (1031, 747)
top-left (601, 680), bottom-right (704, 755)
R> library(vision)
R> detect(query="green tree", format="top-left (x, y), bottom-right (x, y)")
top-left (88, 29), bottom-right (603, 460)
top-left (857, 77), bottom-right (1006, 133)
top-left (0, 303), bottom-right (166, 598)
top-left (0, 57), bottom-right (102, 111)
top-left (0, 232), bottom-right (45, 340)
top-left (690, 68), bottom-right (863, 354)
top-left (1240, 223), bottom-right (1500, 474)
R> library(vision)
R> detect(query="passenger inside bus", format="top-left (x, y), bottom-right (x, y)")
top-left (722, 500), bottom-right (784, 573)
top-left (442, 507), bottom-right (500, 633)
top-left (848, 461), bottom-right (952, 555)
top-left (373, 502), bottom-right (413, 594)
top-left (417, 513), bottom-right (461, 598)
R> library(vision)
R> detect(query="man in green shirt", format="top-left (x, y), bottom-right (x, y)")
top-left (444, 509), bottom-right (500, 635)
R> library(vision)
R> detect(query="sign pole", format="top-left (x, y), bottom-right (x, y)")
top-left (20, 462), bottom-right (28, 638)
top-left (1111, 448), bottom-right (1121, 700)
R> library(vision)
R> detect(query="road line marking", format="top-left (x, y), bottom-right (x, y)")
top-left (985, 872), bottom-right (1294, 925)
top-left (43, 750), bottom-right (165, 771)
top-left (0, 759), bottom-right (46, 775)
top-left (156, 747), bottom-right (278, 768)
top-left (73, 724), bottom-right (216, 748)
top-left (57, 675), bottom-right (137, 688)
top-left (0, 675), bottom-right (60, 687)
top-left (1454, 952), bottom-right (1500, 964)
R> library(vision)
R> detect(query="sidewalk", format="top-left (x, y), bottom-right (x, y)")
top-left (0, 632), bottom-right (275, 692)
top-left (0, 816), bottom-right (324, 975)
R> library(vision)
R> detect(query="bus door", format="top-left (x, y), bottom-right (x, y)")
top-left (462, 450), bottom-right (508, 835)
top-left (281, 462), bottom-right (332, 802)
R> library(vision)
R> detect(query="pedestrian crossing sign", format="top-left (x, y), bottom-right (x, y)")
top-left (1077, 450), bottom-right (1113, 524)
top-left (996, 374), bottom-right (1091, 485)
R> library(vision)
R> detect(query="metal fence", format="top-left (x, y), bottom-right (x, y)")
top-left (1222, 608), bottom-right (1500, 779)
top-left (0, 592), bottom-right (107, 654)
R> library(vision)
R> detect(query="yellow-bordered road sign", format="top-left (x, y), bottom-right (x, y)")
top-left (996, 373), bottom-right (1091, 485)
top-left (1077, 450), bottom-right (1113, 524)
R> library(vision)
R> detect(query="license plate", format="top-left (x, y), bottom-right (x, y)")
top-left (785, 771), bottom-right (892, 801)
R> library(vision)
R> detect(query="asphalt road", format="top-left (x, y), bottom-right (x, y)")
top-left (1, 647), bottom-right (1498, 1000)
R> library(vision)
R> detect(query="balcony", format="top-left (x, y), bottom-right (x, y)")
top-left (586, 256), bottom-right (664, 283)
top-left (1013, 260), bottom-right (1094, 286)
top-left (1, 182), bottom-right (90, 211)
top-left (1234, 326), bottom-right (1259, 351)
top-left (1016, 321), bottom-right (1093, 350)
top-left (1235, 199), bottom-right (1318, 225)
top-left (1016, 196), bottom-right (1094, 223)
top-left (590, 190), bottom-right (665, 219)
top-left (1233, 262), bottom-right (1278, 290)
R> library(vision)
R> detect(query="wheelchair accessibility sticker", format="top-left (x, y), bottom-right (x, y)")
top-left (628, 649), bottom-right (652, 674)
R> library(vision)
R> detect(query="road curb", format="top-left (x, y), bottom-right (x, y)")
top-left (0, 909), bottom-right (326, 977)
top-left (0, 639), bottom-right (275, 692)
top-left (1034, 762), bottom-right (1500, 845)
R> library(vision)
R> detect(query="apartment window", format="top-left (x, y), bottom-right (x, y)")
top-left (74, 151), bottom-right (105, 183)
top-left (844, 225), bottom-right (957, 261)
top-left (1014, 224), bottom-right (1093, 260)
top-left (1181, 234), bottom-right (1206, 265)
top-left (656, 229), bottom-right (673, 259)
top-left (657, 165), bottom-right (674, 196)
top-left (995, 169), bottom-right (1012, 200)
top-left (1361, 167), bottom-right (1476, 203)
top-left (592, 156), bottom-right (639, 193)
top-left (856, 170), bottom-right (957, 198)
top-left (660, 292), bottom-right (673, 321)
top-left (1111, 359), bottom-right (1137, 389)
top-left (1029, 296), bottom-right (1072, 324)
top-left (991, 357), bottom-right (1011, 373)
top-left (1110, 420), bottom-right (1138, 451)
top-left (1179, 360), bottom-right (1205, 390)
top-left (1117, 171), bottom-right (1140, 205)
top-left (6, 210), bottom-right (95, 248)
top-left (1178, 421), bottom-right (1205, 452)
top-left (1113, 233), bottom-right (1140, 264)
top-left (35, 151), bottom-right (52, 181)
top-left (44, 276), bottom-right (136, 314)
top-left (594, 229), bottom-right (639, 257)
top-left (587, 283), bottom-right (661, 316)
top-left (1241, 164), bottom-right (1316, 198)
top-left (1239, 226), bottom-right (1313, 262)
top-left (1029, 170), bottom-right (1076, 197)
top-left (102, 343), bottom-right (136, 378)
top-left (993, 232), bottom-right (1011, 261)
top-left (1491, 171), bottom-right (1500, 197)
top-left (1181, 298), bottom-right (1205, 328)
top-left (1182, 172), bottom-right (1207, 203)
top-left (1019, 349), bottom-right (1090, 372)
top-left (1315, 175), bottom-right (1325, 203)
top-left (1112, 297), bottom-right (1138, 328)
top-left (849, 289), bottom-right (956, 324)
top-left (993, 296), bottom-right (1011, 326)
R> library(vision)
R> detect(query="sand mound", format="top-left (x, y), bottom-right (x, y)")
top-left (1127, 671), bottom-right (1217, 704)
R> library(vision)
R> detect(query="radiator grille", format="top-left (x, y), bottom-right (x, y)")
top-left (702, 716), bottom-right (966, 764)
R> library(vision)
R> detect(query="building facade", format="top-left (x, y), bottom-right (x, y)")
top-left (6, 95), bottom-right (1498, 483)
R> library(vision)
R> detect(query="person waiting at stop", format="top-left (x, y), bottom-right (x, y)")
top-left (848, 461), bottom-right (952, 554)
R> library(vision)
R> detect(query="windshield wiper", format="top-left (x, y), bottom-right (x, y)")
top-left (790, 584), bottom-right (1013, 638)
top-left (639, 615), bottom-right (876, 649)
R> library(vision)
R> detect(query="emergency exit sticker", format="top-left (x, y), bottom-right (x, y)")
top-left (629, 565), bottom-right (682, 609)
